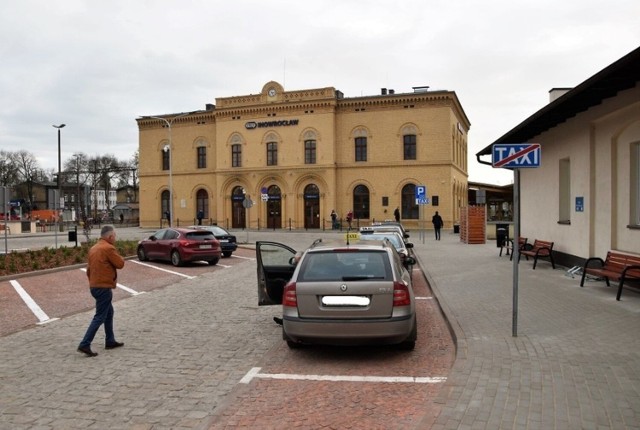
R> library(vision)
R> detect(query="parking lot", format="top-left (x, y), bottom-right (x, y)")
top-left (0, 229), bottom-right (455, 429)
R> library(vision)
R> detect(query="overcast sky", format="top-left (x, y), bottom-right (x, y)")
top-left (1, 0), bottom-right (639, 185)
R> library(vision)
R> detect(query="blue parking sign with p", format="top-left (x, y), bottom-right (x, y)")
top-left (415, 185), bottom-right (428, 205)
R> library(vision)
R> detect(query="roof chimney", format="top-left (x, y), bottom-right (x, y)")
top-left (549, 88), bottom-right (572, 103)
top-left (381, 88), bottom-right (387, 95)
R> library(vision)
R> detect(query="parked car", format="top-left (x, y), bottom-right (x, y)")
top-left (360, 224), bottom-right (410, 243)
top-left (137, 228), bottom-right (221, 266)
top-left (356, 231), bottom-right (414, 269)
top-left (188, 225), bottom-right (238, 257)
top-left (257, 237), bottom-right (417, 350)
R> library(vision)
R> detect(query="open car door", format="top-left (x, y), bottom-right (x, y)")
top-left (256, 241), bottom-right (297, 306)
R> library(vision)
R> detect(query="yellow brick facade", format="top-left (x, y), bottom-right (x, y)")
top-left (136, 81), bottom-right (470, 230)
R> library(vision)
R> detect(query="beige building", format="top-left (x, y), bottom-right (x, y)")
top-left (476, 46), bottom-right (640, 266)
top-left (137, 81), bottom-right (470, 231)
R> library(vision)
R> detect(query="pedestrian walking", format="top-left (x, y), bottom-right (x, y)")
top-left (394, 207), bottom-right (400, 222)
top-left (77, 225), bottom-right (126, 357)
top-left (432, 211), bottom-right (443, 240)
top-left (346, 210), bottom-right (353, 229)
top-left (330, 209), bottom-right (338, 230)
top-left (197, 210), bottom-right (204, 225)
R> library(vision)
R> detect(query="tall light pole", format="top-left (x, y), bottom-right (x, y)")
top-left (53, 124), bottom-right (66, 247)
top-left (149, 113), bottom-right (191, 227)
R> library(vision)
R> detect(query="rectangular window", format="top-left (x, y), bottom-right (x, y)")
top-left (305, 140), bottom-right (316, 164)
top-left (267, 142), bottom-right (278, 166)
top-left (355, 137), bottom-right (367, 162)
top-left (632, 143), bottom-right (640, 226)
top-left (403, 135), bottom-right (416, 160)
top-left (559, 158), bottom-right (571, 223)
top-left (232, 144), bottom-right (242, 168)
top-left (432, 196), bottom-right (439, 206)
top-left (162, 150), bottom-right (170, 171)
top-left (197, 147), bottom-right (206, 169)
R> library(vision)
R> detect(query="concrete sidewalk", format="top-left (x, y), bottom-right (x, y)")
top-left (411, 231), bottom-right (640, 429)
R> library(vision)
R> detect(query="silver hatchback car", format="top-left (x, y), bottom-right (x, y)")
top-left (257, 238), bottom-right (417, 350)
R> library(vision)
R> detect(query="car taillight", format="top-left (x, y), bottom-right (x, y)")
top-left (283, 282), bottom-right (297, 307)
top-left (393, 281), bottom-right (411, 307)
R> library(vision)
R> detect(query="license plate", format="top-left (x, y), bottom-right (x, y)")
top-left (218, 239), bottom-right (228, 243)
top-left (321, 296), bottom-right (370, 307)
top-left (200, 244), bottom-right (212, 249)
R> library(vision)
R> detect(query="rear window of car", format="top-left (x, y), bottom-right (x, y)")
top-left (298, 250), bottom-right (391, 282)
top-left (185, 231), bottom-right (215, 241)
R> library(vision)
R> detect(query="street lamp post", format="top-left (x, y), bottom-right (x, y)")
top-left (149, 113), bottom-right (191, 228)
top-left (53, 124), bottom-right (66, 247)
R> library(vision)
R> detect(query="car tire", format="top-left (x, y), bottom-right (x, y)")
top-left (223, 251), bottom-right (232, 258)
top-left (208, 257), bottom-right (220, 266)
top-left (137, 246), bottom-right (148, 261)
top-left (286, 340), bottom-right (304, 349)
top-left (171, 250), bottom-right (183, 267)
top-left (398, 319), bottom-right (417, 351)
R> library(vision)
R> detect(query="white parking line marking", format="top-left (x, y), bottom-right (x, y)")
top-left (415, 296), bottom-right (433, 300)
top-left (128, 260), bottom-right (196, 279)
top-left (231, 255), bottom-right (255, 261)
top-left (217, 263), bottom-right (232, 268)
top-left (240, 367), bottom-right (446, 385)
top-left (79, 268), bottom-right (144, 295)
top-left (10, 280), bottom-right (58, 324)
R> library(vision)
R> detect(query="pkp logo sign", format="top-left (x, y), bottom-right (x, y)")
top-left (492, 143), bottom-right (541, 168)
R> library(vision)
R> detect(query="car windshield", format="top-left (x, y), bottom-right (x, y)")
top-left (298, 250), bottom-right (391, 282)
top-left (359, 234), bottom-right (403, 249)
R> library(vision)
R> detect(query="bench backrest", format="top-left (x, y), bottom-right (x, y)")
top-left (604, 251), bottom-right (640, 277)
top-left (531, 239), bottom-right (553, 255)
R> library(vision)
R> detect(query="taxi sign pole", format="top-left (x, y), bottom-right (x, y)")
top-left (512, 169), bottom-right (520, 337)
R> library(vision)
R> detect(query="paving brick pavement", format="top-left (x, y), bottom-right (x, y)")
top-left (411, 231), bottom-right (640, 430)
top-left (1, 227), bottom-right (639, 429)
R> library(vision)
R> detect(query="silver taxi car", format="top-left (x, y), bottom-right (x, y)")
top-left (257, 237), bottom-right (417, 350)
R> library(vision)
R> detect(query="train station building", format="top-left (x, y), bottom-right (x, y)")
top-left (136, 81), bottom-right (470, 230)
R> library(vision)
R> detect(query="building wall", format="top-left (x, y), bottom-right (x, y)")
top-left (520, 83), bottom-right (640, 259)
top-left (137, 82), bottom-right (470, 230)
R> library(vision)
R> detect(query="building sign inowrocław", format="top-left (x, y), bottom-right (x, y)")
top-left (245, 119), bottom-right (299, 129)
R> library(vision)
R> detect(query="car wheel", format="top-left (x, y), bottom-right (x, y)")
top-left (171, 250), bottom-right (183, 267)
top-left (208, 257), bottom-right (220, 266)
top-left (286, 340), bottom-right (304, 349)
top-left (223, 251), bottom-right (232, 258)
top-left (398, 319), bottom-right (417, 351)
top-left (137, 246), bottom-right (148, 261)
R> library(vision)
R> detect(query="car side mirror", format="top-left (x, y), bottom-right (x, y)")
top-left (404, 257), bottom-right (416, 266)
top-left (289, 256), bottom-right (298, 266)
top-left (405, 243), bottom-right (414, 248)
top-left (150, 236), bottom-right (157, 241)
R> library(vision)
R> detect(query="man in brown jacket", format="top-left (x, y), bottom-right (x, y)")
top-left (78, 225), bottom-right (125, 357)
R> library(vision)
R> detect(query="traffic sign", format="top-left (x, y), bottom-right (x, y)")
top-left (261, 194), bottom-right (269, 202)
top-left (492, 143), bottom-right (541, 168)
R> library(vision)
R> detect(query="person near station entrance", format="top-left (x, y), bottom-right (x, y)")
top-left (77, 225), bottom-right (126, 357)
top-left (346, 210), bottom-right (353, 229)
top-left (432, 211), bottom-right (443, 241)
top-left (330, 209), bottom-right (338, 230)
top-left (197, 210), bottom-right (204, 225)
top-left (394, 207), bottom-right (400, 222)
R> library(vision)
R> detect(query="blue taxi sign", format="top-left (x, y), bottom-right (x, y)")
top-left (492, 143), bottom-right (541, 168)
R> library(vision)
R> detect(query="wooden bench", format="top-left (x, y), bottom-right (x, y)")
top-left (580, 251), bottom-right (640, 301)
top-left (518, 239), bottom-right (555, 269)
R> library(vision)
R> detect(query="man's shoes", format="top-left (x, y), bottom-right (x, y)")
top-left (105, 341), bottom-right (124, 350)
top-left (77, 346), bottom-right (98, 357)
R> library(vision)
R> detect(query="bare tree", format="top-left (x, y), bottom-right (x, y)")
top-left (12, 150), bottom-right (41, 210)
top-left (0, 150), bottom-right (19, 187)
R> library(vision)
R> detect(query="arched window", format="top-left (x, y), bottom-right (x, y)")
top-left (267, 142), bottom-right (277, 166)
top-left (161, 190), bottom-right (170, 218)
top-left (355, 137), bottom-right (367, 162)
top-left (196, 189), bottom-right (209, 219)
top-left (304, 130), bottom-right (317, 164)
top-left (162, 146), bottom-right (170, 170)
top-left (232, 144), bottom-right (242, 167)
top-left (403, 134), bottom-right (416, 160)
top-left (353, 185), bottom-right (370, 219)
top-left (401, 184), bottom-right (419, 219)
